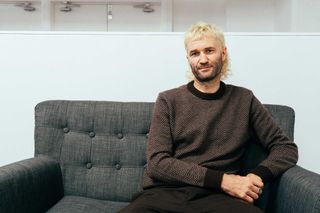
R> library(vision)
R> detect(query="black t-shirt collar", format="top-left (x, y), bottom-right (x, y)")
top-left (187, 80), bottom-right (226, 100)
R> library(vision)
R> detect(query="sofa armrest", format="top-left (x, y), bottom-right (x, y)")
top-left (0, 156), bottom-right (64, 213)
top-left (271, 165), bottom-right (320, 213)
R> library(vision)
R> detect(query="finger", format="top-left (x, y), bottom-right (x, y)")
top-left (246, 190), bottom-right (259, 200)
top-left (242, 194), bottom-right (254, 203)
top-left (237, 192), bottom-right (255, 203)
top-left (247, 173), bottom-right (264, 188)
top-left (249, 185), bottom-right (261, 195)
top-left (252, 179), bottom-right (264, 188)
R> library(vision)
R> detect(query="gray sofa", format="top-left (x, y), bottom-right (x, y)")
top-left (0, 100), bottom-right (319, 213)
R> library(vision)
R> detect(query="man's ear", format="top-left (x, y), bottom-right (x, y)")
top-left (222, 47), bottom-right (227, 61)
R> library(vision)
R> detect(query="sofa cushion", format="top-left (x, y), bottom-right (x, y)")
top-left (35, 101), bottom-right (154, 202)
top-left (46, 196), bottom-right (128, 213)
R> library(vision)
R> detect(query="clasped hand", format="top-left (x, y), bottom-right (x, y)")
top-left (221, 173), bottom-right (264, 203)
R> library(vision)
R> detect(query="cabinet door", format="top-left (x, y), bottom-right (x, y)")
top-left (52, 3), bottom-right (107, 31)
top-left (173, 0), bottom-right (226, 32)
top-left (0, 2), bottom-right (41, 30)
top-left (107, 3), bottom-right (162, 32)
top-left (226, 0), bottom-right (274, 32)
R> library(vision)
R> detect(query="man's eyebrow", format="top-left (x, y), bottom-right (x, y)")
top-left (189, 49), bottom-right (198, 54)
top-left (189, 46), bottom-right (216, 54)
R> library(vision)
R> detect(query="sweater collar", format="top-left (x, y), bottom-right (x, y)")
top-left (187, 80), bottom-right (226, 100)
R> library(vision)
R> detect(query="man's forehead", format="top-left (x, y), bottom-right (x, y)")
top-left (186, 36), bottom-right (219, 51)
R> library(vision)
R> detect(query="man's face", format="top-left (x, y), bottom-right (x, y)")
top-left (186, 36), bottom-right (227, 83)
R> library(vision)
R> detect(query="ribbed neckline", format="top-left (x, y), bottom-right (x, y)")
top-left (187, 80), bottom-right (226, 100)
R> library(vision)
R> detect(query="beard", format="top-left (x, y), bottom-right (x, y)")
top-left (190, 55), bottom-right (224, 83)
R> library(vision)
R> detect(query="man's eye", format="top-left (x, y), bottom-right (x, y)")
top-left (206, 49), bottom-right (215, 53)
top-left (190, 52), bottom-right (199, 56)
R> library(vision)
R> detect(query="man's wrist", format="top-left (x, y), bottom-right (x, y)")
top-left (250, 165), bottom-right (274, 182)
top-left (203, 169), bottom-right (224, 189)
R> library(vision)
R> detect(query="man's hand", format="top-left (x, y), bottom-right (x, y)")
top-left (220, 173), bottom-right (264, 203)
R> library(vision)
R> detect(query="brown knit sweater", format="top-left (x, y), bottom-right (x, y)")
top-left (143, 81), bottom-right (298, 190)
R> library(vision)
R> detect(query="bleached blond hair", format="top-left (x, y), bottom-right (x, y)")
top-left (184, 22), bottom-right (230, 80)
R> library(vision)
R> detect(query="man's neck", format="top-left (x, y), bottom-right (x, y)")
top-left (193, 78), bottom-right (221, 94)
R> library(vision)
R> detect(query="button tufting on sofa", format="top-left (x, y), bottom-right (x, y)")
top-left (117, 133), bottom-right (123, 139)
top-left (115, 163), bottom-right (121, 170)
top-left (1, 101), bottom-right (314, 213)
top-left (86, 163), bottom-right (92, 169)
top-left (89, 132), bottom-right (95, 138)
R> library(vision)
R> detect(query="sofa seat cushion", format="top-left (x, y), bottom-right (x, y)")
top-left (47, 196), bottom-right (129, 213)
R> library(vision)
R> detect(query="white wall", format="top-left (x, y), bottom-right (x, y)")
top-left (0, 32), bottom-right (319, 174)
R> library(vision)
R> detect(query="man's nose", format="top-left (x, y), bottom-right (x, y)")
top-left (199, 52), bottom-right (208, 63)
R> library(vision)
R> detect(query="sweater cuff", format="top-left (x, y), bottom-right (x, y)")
top-left (250, 165), bottom-right (274, 182)
top-left (203, 169), bottom-right (224, 189)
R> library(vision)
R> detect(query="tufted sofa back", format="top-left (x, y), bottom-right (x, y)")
top-left (34, 101), bottom-right (294, 207)
top-left (35, 101), bottom-right (153, 202)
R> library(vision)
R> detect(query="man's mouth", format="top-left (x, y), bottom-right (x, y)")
top-left (198, 66), bottom-right (212, 71)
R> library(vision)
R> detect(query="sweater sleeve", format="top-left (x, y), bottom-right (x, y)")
top-left (249, 95), bottom-right (298, 182)
top-left (146, 93), bottom-right (224, 189)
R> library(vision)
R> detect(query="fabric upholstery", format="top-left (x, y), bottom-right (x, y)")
top-left (35, 101), bottom-right (153, 202)
top-left (46, 196), bottom-right (128, 213)
top-left (1, 100), bottom-right (318, 213)
top-left (271, 166), bottom-right (320, 213)
top-left (0, 156), bottom-right (63, 213)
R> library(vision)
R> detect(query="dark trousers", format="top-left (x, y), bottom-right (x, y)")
top-left (119, 186), bottom-right (263, 213)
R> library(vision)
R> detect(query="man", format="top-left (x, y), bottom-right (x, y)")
top-left (119, 22), bottom-right (298, 213)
